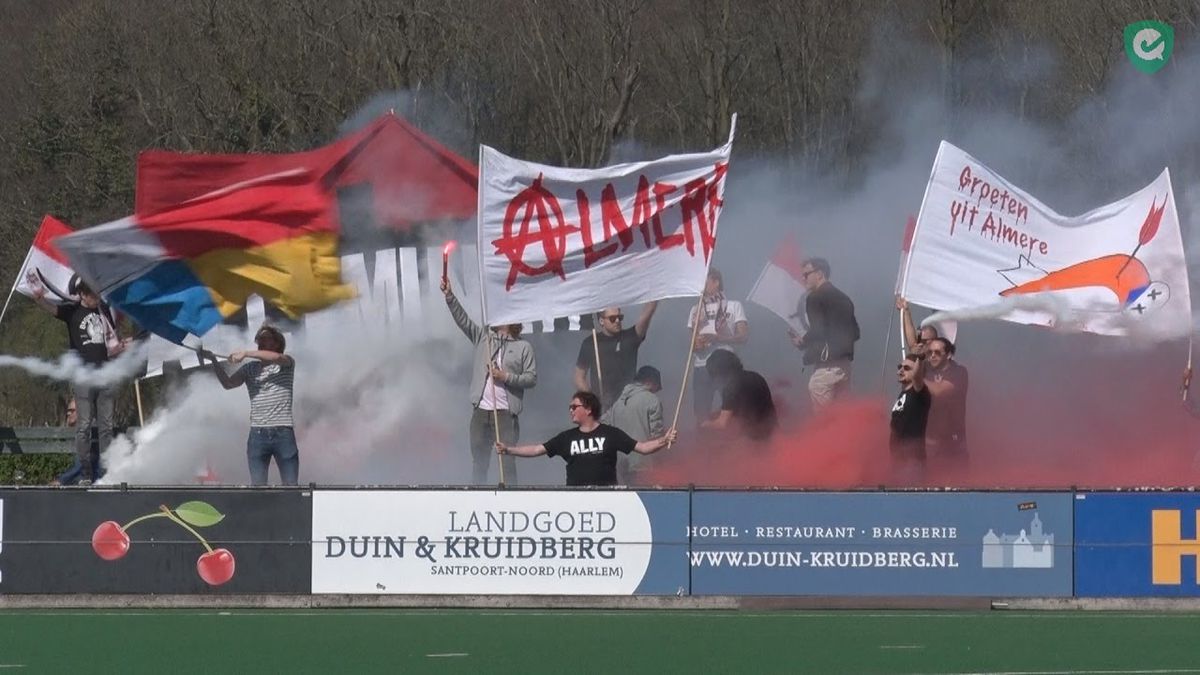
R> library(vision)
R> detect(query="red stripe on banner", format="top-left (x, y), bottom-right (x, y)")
top-left (901, 214), bottom-right (917, 252)
top-left (138, 171), bottom-right (338, 259)
top-left (770, 233), bottom-right (807, 283)
top-left (33, 215), bottom-right (74, 266)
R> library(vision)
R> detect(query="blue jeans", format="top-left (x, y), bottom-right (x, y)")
top-left (247, 427), bottom-right (299, 486)
top-left (57, 451), bottom-right (103, 485)
top-left (57, 428), bottom-right (102, 485)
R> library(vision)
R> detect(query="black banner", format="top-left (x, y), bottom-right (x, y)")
top-left (0, 490), bottom-right (310, 593)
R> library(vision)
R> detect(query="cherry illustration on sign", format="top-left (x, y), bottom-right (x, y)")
top-left (91, 500), bottom-right (236, 586)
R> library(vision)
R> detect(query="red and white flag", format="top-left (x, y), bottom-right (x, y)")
top-left (747, 233), bottom-right (808, 334)
top-left (477, 118), bottom-right (736, 325)
top-left (16, 215), bottom-right (76, 303)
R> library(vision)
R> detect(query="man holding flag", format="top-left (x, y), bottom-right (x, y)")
top-left (442, 276), bottom-right (537, 486)
top-left (204, 326), bottom-right (299, 486)
top-left (53, 168), bottom-right (352, 484)
top-left (496, 391), bottom-right (677, 487)
top-left (26, 273), bottom-right (129, 486)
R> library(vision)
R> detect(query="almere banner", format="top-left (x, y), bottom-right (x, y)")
top-left (0, 488), bottom-right (1194, 597)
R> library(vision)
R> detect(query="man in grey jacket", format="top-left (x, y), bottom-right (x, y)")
top-left (442, 278), bottom-right (537, 485)
top-left (602, 366), bottom-right (665, 484)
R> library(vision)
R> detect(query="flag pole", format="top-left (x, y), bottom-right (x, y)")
top-left (133, 379), bottom-right (146, 426)
top-left (591, 327), bottom-right (604, 403)
top-left (669, 298), bottom-right (705, 447)
top-left (881, 307), bottom-right (897, 395)
top-left (1184, 335), bottom-right (1194, 402)
top-left (0, 247), bottom-right (34, 333)
top-left (485, 330), bottom-right (507, 488)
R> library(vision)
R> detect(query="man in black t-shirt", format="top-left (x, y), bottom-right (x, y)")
top-left (497, 391), bottom-right (677, 487)
top-left (701, 350), bottom-right (777, 442)
top-left (890, 353), bottom-right (931, 482)
top-left (575, 303), bottom-right (658, 409)
top-left (28, 274), bottom-right (129, 486)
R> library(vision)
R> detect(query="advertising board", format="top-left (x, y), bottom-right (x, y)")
top-left (0, 490), bottom-right (311, 593)
top-left (311, 490), bottom-right (688, 594)
top-left (689, 491), bottom-right (1073, 596)
top-left (1075, 492), bottom-right (1200, 597)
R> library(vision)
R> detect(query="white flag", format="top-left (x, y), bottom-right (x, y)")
top-left (747, 233), bottom-right (807, 334)
top-left (901, 141), bottom-right (1190, 337)
top-left (477, 119), bottom-right (736, 325)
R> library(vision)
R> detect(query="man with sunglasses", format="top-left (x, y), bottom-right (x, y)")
top-left (890, 353), bottom-right (931, 480)
top-left (575, 302), bottom-right (658, 409)
top-left (923, 337), bottom-right (969, 465)
top-left (790, 258), bottom-right (859, 411)
top-left (497, 391), bottom-right (677, 487)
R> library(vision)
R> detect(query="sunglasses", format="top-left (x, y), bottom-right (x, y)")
top-left (568, 404), bottom-right (583, 411)
top-left (897, 364), bottom-right (915, 372)
top-left (603, 315), bottom-right (624, 322)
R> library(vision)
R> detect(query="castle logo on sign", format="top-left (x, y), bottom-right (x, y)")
top-left (982, 512), bottom-right (1054, 569)
top-left (570, 438), bottom-right (606, 456)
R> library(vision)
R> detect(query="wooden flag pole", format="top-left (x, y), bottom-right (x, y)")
top-left (668, 298), bottom-right (705, 447)
top-left (486, 330), bottom-right (507, 488)
top-left (591, 327), bottom-right (604, 402)
top-left (1184, 335), bottom-right (1194, 402)
top-left (133, 378), bottom-right (146, 426)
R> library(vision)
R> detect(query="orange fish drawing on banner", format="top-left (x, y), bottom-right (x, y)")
top-left (998, 198), bottom-right (1170, 315)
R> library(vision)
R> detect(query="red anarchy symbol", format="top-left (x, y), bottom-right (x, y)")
top-left (492, 174), bottom-right (579, 290)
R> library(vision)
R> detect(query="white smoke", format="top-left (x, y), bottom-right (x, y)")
top-left (97, 302), bottom-right (528, 486)
top-left (921, 296), bottom-right (1072, 328)
top-left (0, 342), bottom-right (149, 388)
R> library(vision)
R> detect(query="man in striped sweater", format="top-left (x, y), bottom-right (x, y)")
top-left (206, 325), bottom-right (298, 486)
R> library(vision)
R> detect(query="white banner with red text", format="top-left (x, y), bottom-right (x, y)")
top-left (900, 141), bottom-right (1190, 338)
top-left (477, 119), bottom-right (736, 326)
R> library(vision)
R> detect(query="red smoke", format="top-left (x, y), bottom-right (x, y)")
top-left (641, 381), bottom-right (1197, 489)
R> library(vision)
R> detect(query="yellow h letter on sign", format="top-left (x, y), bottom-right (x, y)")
top-left (1152, 510), bottom-right (1200, 585)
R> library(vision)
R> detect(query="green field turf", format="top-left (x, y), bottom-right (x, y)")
top-left (1, 609), bottom-right (1199, 674)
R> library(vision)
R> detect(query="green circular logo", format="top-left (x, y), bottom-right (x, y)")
top-left (1124, 20), bottom-right (1174, 74)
